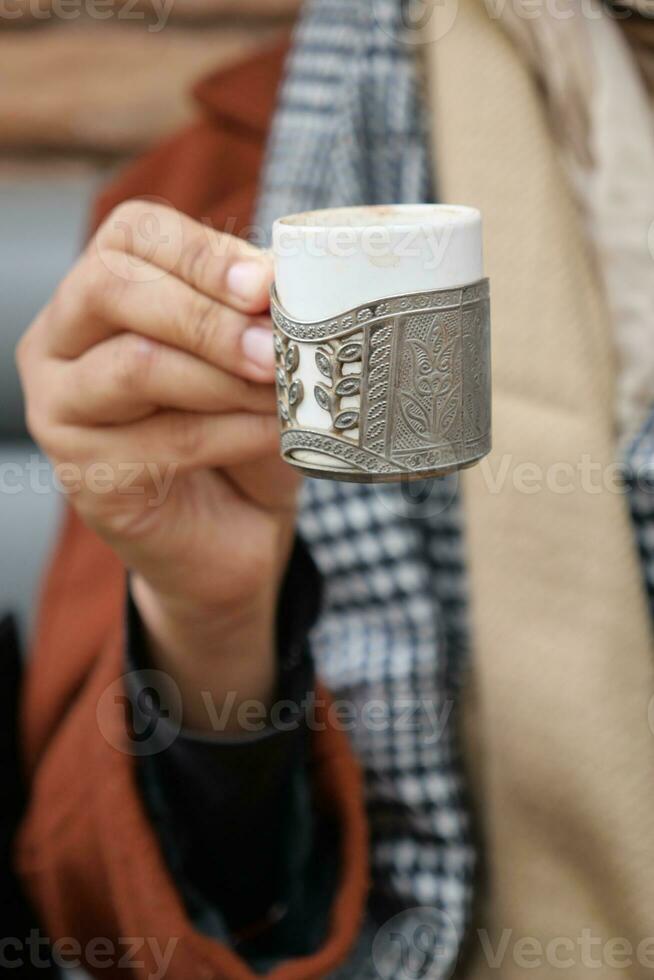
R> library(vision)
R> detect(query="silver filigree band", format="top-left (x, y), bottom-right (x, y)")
top-left (271, 279), bottom-right (491, 483)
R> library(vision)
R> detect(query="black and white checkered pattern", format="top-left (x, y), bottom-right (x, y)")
top-left (255, 1), bottom-right (654, 974)
top-left (299, 478), bottom-right (473, 978)
top-left (255, 1), bottom-right (474, 971)
top-left (625, 411), bottom-right (654, 610)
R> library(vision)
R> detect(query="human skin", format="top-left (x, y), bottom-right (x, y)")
top-left (17, 200), bottom-right (300, 733)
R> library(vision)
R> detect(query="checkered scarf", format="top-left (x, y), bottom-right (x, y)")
top-left (255, 1), bottom-right (473, 974)
top-left (255, 0), bottom-right (654, 975)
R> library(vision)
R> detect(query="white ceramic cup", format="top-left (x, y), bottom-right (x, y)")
top-left (270, 204), bottom-right (491, 483)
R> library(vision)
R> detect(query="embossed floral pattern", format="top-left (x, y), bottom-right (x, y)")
top-left (271, 281), bottom-right (491, 479)
top-left (313, 333), bottom-right (363, 437)
top-left (273, 333), bottom-right (303, 426)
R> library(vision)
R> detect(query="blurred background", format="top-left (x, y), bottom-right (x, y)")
top-left (0, 0), bottom-right (298, 642)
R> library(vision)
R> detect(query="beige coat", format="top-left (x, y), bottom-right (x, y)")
top-left (426, 1), bottom-right (654, 975)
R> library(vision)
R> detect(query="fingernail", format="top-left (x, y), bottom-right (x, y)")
top-left (242, 326), bottom-right (275, 371)
top-left (227, 260), bottom-right (269, 302)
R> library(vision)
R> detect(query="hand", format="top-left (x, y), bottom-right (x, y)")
top-left (17, 200), bottom-right (301, 730)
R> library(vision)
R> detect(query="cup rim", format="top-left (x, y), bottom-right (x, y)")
top-left (274, 203), bottom-right (480, 233)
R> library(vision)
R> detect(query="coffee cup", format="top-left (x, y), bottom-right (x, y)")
top-left (271, 204), bottom-right (491, 483)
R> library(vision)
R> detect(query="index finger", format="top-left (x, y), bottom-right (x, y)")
top-left (95, 199), bottom-right (273, 316)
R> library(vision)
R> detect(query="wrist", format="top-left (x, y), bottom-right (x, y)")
top-left (131, 575), bottom-right (278, 734)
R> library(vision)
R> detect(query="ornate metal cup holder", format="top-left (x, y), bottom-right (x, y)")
top-left (271, 279), bottom-right (491, 484)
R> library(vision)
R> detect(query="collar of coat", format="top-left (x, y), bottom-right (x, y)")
top-left (193, 37), bottom-right (291, 136)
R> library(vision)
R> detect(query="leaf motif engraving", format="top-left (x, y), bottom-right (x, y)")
top-left (285, 344), bottom-right (299, 373)
top-left (412, 339), bottom-right (435, 376)
top-left (278, 401), bottom-right (290, 423)
top-left (437, 383), bottom-right (460, 436)
top-left (337, 342), bottom-right (362, 363)
top-left (288, 379), bottom-right (304, 407)
top-left (334, 376), bottom-right (361, 397)
top-left (273, 334), bottom-right (284, 355)
top-left (434, 350), bottom-right (452, 378)
top-left (333, 411), bottom-right (359, 431)
top-left (315, 349), bottom-right (333, 379)
top-left (275, 367), bottom-right (286, 388)
top-left (399, 392), bottom-right (431, 439)
top-left (314, 384), bottom-right (332, 413)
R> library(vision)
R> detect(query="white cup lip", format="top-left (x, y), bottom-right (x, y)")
top-left (274, 203), bottom-right (480, 234)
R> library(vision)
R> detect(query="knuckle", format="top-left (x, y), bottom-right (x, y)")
top-left (83, 252), bottom-right (121, 308)
top-left (99, 199), bottom-right (145, 245)
top-left (110, 335), bottom-right (156, 396)
top-left (98, 199), bottom-right (177, 269)
top-left (185, 293), bottom-right (217, 358)
top-left (52, 255), bottom-right (108, 325)
top-left (22, 401), bottom-right (43, 445)
top-left (15, 325), bottom-right (35, 375)
top-left (24, 404), bottom-right (56, 458)
top-left (178, 230), bottom-right (211, 287)
top-left (48, 278), bottom-right (77, 327)
top-left (40, 268), bottom-right (74, 330)
top-left (17, 332), bottom-right (58, 452)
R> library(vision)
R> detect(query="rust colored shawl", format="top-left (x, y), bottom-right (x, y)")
top-left (16, 43), bottom-right (368, 980)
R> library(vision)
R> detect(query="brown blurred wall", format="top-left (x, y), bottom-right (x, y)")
top-left (0, 0), bottom-right (301, 179)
